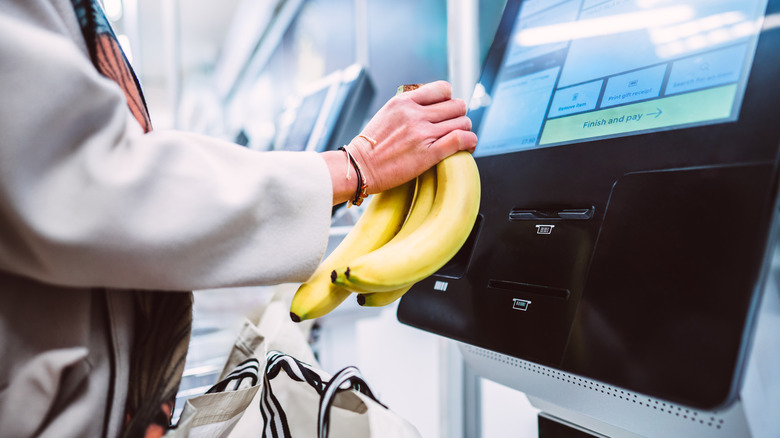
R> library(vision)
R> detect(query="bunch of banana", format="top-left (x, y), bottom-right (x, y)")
top-left (289, 84), bottom-right (480, 322)
top-left (331, 150), bottom-right (479, 295)
top-left (289, 182), bottom-right (415, 322)
top-left (356, 167), bottom-right (437, 307)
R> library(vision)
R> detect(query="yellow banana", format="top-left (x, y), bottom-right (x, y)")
top-left (333, 150), bottom-right (480, 293)
top-left (289, 181), bottom-right (415, 322)
top-left (357, 166), bottom-right (437, 307)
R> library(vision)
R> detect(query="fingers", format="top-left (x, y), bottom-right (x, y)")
top-left (350, 80), bottom-right (477, 193)
top-left (405, 81), bottom-right (452, 105)
top-left (425, 98), bottom-right (468, 124)
top-left (430, 129), bottom-right (478, 160)
top-left (431, 115), bottom-right (472, 138)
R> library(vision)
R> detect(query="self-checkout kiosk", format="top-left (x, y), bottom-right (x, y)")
top-left (398, 0), bottom-right (780, 436)
top-left (272, 64), bottom-right (375, 153)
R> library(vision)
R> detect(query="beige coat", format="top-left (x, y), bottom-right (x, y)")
top-left (0, 0), bottom-right (333, 436)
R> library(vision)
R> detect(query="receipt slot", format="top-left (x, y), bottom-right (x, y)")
top-left (398, 0), bottom-right (780, 436)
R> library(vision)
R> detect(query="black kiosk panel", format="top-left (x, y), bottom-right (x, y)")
top-left (398, 0), bottom-right (780, 409)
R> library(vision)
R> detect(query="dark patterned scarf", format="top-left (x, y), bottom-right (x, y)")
top-left (69, 1), bottom-right (193, 436)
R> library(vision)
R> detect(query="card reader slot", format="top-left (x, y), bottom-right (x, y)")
top-left (509, 206), bottom-right (594, 221)
top-left (487, 280), bottom-right (570, 300)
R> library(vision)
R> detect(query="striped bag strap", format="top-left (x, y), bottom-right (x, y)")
top-left (260, 352), bottom-right (327, 438)
top-left (317, 366), bottom-right (386, 438)
top-left (205, 358), bottom-right (261, 394)
top-left (260, 351), bottom-right (385, 438)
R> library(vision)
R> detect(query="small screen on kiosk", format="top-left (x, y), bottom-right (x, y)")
top-left (472, 0), bottom-right (769, 157)
top-left (280, 87), bottom-right (331, 152)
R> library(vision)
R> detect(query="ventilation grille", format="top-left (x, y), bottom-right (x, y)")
top-left (463, 345), bottom-right (727, 430)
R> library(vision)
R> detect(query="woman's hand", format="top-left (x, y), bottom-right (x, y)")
top-left (323, 81), bottom-right (477, 204)
top-left (352, 80), bottom-right (477, 193)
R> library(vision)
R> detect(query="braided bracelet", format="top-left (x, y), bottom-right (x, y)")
top-left (338, 146), bottom-right (368, 207)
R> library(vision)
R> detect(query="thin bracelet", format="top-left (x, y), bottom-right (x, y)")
top-left (358, 134), bottom-right (377, 146)
top-left (343, 146), bottom-right (367, 206)
top-left (338, 146), bottom-right (368, 207)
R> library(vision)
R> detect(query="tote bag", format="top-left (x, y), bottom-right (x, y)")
top-left (256, 351), bottom-right (421, 438)
top-left (168, 300), bottom-right (421, 437)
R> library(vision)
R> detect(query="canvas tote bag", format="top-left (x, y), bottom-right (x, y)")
top-left (256, 351), bottom-right (421, 438)
top-left (168, 300), bottom-right (421, 437)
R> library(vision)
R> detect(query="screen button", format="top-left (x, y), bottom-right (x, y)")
top-left (548, 80), bottom-right (604, 118)
top-left (601, 64), bottom-right (667, 108)
top-left (539, 83), bottom-right (737, 145)
top-left (666, 43), bottom-right (748, 95)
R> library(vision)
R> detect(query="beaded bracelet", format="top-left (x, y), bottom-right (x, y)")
top-left (339, 145), bottom-right (368, 207)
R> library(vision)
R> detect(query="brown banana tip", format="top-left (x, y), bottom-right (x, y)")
top-left (357, 294), bottom-right (366, 306)
top-left (345, 267), bottom-right (350, 278)
top-left (330, 270), bottom-right (337, 283)
top-left (290, 312), bottom-right (301, 323)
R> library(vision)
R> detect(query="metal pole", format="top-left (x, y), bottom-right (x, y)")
top-left (122, 0), bottom-right (142, 74)
top-left (354, 0), bottom-right (370, 67)
top-left (162, 0), bottom-right (181, 128)
top-left (447, 0), bottom-right (480, 100)
top-left (443, 1), bottom-right (482, 436)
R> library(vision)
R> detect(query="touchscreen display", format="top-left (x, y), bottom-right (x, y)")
top-left (473, 0), bottom-right (769, 157)
top-left (281, 87), bottom-right (330, 151)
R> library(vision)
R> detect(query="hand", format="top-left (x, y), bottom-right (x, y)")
top-left (348, 81), bottom-right (477, 194)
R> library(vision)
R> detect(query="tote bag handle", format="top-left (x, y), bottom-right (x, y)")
top-left (261, 351), bottom-right (386, 438)
top-left (317, 366), bottom-right (386, 438)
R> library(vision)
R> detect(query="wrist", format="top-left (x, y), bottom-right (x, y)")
top-left (338, 145), bottom-right (369, 206)
top-left (322, 150), bottom-right (359, 205)
top-left (345, 134), bottom-right (377, 194)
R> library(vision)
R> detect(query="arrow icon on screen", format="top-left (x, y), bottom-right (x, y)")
top-left (646, 108), bottom-right (663, 118)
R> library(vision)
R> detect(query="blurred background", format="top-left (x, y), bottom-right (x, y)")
top-left (103, 0), bottom-right (504, 135)
top-left (98, 0), bottom-right (542, 436)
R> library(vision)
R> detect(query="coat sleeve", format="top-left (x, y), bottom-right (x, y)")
top-left (0, 3), bottom-right (334, 290)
